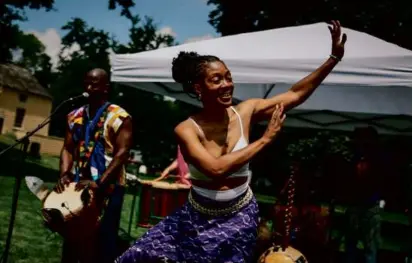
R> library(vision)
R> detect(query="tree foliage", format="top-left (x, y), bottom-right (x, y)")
top-left (207, 0), bottom-right (411, 49)
top-left (112, 88), bottom-right (195, 172)
top-left (13, 32), bottom-right (55, 88)
top-left (109, 14), bottom-right (182, 171)
top-left (108, 0), bottom-right (135, 20)
top-left (113, 15), bottom-right (176, 53)
top-left (0, 0), bottom-right (188, 171)
top-left (47, 17), bottom-right (116, 136)
top-left (47, 12), bottom-right (183, 171)
top-left (1, 0), bottom-right (56, 94)
top-left (0, 0), bottom-right (54, 62)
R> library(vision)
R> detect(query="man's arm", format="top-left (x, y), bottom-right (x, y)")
top-left (59, 123), bottom-right (74, 177)
top-left (99, 117), bottom-right (133, 186)
top-left (55, 123), bottom-right (75, 193)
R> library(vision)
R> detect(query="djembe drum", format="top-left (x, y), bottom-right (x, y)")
top-left (258, 166), bottom-right (308, 263)
top-left (25, 177), bottom-right (103, 263)
top-left (258, 246), bottom-right (307, 263)
top-left (41, 182), bottom-right (101, 241)
top-left (137, 179), bottom-right (190, 227)
top-left (137, 180), bottom-right (153, 227)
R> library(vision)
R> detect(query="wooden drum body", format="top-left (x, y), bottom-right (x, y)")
top-left (42, 183), bottom-right (101, 242)
top-left (258, 245), bottom-right (308, 263)
top-left (137, 179), bottom-right (190, 227)
top-left (137, 181), bottom-right (153, 227)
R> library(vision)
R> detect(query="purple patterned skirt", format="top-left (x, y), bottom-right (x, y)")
top-left (116, 189), bottom-right (259, 263)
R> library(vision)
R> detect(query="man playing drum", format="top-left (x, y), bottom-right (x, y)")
top-left (55, 68), bottom-right (133, 263)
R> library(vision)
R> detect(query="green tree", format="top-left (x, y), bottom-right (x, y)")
top-left (48, 17), bottom-right (115, 136)
top-left (113, 14), bottom-right (176, 53)
top-left (111, 14), bottom-right (184, 171)
top-left (1, 1), bottom-right (55, 91)
top-left (112, 87), bottom-right (195, 172)
top-left (49, 13), bottom-right (181, 173)
top-left (0, 0), bottom-right (133, 62)
top-left (12, 32), bottom-right (55, 88)
top-left (2, 0), bottom-right (187, 171)
top-left (207, 0), bottom-right (411, 49)
top-left (0, 0), bottom-right (54, 62)
top-left (108, 0), bottom-right (135, 20)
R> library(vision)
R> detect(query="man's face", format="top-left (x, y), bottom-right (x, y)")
top-left (84, 70), bottom-right (109, 102)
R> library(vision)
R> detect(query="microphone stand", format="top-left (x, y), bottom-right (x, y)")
top-left (0, 96), bottom-right (83, 263)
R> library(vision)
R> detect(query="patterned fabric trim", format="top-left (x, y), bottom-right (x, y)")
top-left (188, 187), bottom-right (253, 216)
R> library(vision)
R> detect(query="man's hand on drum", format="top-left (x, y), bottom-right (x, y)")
top-left (55, 172), bottom-right (73, 193)
top-left (75, 180), bottom-right (99, 191)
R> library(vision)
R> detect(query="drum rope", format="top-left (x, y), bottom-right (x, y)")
top-left (282, 164), bottom-right (296, 250)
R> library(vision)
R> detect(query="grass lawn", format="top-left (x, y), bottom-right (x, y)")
top-left (0, 176), bottom-right (63, 263)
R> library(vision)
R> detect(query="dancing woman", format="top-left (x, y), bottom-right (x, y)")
top-left (117, 20), bottom-right (346, 263)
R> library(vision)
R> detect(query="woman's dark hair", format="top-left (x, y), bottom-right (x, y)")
top-left (171, 51), bottom-right (222, 95)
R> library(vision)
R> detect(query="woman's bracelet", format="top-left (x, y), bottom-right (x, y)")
top-left (330, 54), bottom-right (341, 62)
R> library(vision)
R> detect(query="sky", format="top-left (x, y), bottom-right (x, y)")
top-left (17, 0), bottom-right (219, 66)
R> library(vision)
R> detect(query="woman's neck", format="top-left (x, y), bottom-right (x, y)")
top-left (200, 105), bottom-right (231, 123)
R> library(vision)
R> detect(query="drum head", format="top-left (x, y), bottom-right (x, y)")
top-left (43, 183), bottom-right (86, 218)
top-left (138, 179), bottom-right (191, 190)
top-left (137, 179), bottom-right (153, 186)
top-left (151, 181), bottom-right (175, 189)
top-left (258, 246), bottom-right (308, 263)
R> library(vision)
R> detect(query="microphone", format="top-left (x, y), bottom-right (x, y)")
top-left (68, 92), bottom-right (89, 101)
top-left (44, 92), bottom-right (89, 122)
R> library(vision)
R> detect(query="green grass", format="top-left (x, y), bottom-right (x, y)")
top-left (0, 176), bottom-right (62, 263)
top-left (25, 154), bottom-right (60, 171)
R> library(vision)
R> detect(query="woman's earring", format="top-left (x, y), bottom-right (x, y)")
top-left (197, 94), bottom-right (202, 101)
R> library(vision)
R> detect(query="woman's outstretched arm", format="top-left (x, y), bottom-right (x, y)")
top-left (251, 20), bottom-right (347, 122)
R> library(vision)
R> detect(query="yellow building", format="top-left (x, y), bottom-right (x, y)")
top-left (0, 64), bottom-right (63, 156)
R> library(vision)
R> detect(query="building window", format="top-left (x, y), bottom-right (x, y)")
top-left (19, 93), bottom-right (28, 102)
top-left (14, 108), bottom-right (26, 128)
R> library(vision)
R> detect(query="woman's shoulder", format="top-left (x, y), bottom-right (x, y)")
top-left (233, 99), bottom-right (259, 117)
top-left (174, 118), bottom-right (196, 138)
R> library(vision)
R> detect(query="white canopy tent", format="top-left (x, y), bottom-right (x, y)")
top-left (111, 22), bottom-right (412, 135)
